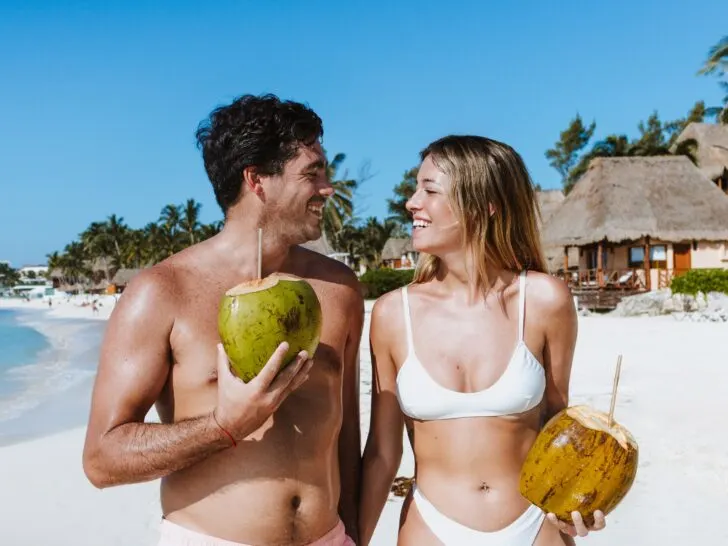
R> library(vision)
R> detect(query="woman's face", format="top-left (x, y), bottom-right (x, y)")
top-left (405, 155), bottom-right (462, 255)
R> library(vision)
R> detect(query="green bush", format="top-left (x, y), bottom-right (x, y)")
top-left (669, 269), bottom-right (728, 296)
top-left (359, 268), bottom-right (415, 299)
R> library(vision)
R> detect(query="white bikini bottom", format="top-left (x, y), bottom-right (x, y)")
top-left (412, 483), bottom-right (546, 546)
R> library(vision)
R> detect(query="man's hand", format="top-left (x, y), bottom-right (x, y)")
top-left (214, 342), bottom-right (313, 442)
top-left (546, 510), bottom-right (607, 538)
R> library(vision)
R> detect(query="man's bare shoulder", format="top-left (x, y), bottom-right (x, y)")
top-left (114, 262), bottom-right (180, 322)
top-left (525, 271), bottom-right (575, 318)
top-left (293, 246), bottom-right (362, 299)
top-left (141, 238), bottom-right (219, 289)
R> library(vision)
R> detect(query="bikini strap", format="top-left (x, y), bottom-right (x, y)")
top-left (401, 286), bottom-right (415, 352)
top-left (518, 270), bottom-right (527, 341)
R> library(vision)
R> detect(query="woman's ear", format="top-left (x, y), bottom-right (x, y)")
top-left (488, 202), bottom-right (496, 217)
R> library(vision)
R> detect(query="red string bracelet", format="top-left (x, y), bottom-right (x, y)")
top-left (212, 410), bottom-right (237, 448)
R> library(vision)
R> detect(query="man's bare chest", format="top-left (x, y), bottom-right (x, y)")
top-left (168, 281), bottom-right (349, 385)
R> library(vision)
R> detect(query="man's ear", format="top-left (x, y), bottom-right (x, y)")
top-left (242, 166), bottom-right (265, 198)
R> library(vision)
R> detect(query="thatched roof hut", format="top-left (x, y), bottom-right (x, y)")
top-left (537, 189), bottom-right (565, 224)
top-left (536, 189), bottom-right (580, 272)
top-left (673, 122), bottom-right (728, 182)
top-left (381, 238), bottom-right (415, 261)
top-left (111, 268), bottom-right (142, 286)
top-left (541, 156), bottom-right (728, 247)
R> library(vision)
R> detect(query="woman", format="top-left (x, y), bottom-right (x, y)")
top-left (358, 135), bottom-right (606, 546)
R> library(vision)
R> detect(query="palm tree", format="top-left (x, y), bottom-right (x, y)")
top-left (60, 241), bottom-right (91, 286)
top-left (46, 251), bottom-right (62, 273)
top-left (144, 222), bottom-right (173, 262)
top-left (79, 221), bottom-right (114, 281)
top-left (0, 263), bottom-right (20, 287)
top-left (76, 215), bottom-right (129, 278)
top-left (358, 217), bottom-right (400, 268)
top-left (120, 229), bottom-right (149, 269)
top-left (698, 35), bottom-right (728, 77)
top-left (565, 117), bottom-right (700, 194)
top-left (323, 152), bottom-right (357, 238)
top-left (706, 82), bottom-right (728, 124)
top-left (330, 221), bottom-right (364, 259)
top-left (698, 36), bottom-right (728, 124)
top-left (387, 167), bottom-right (418, 227)
top-left (104, 214), bottom-right (128, 263)
top-left (199, 221), bottom-right (223, 241)
top-left (180, 199), bottom-right (202, 245)
top-left (158, 204), bottom-right (183, 257)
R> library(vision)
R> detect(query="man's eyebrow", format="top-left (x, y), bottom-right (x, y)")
top-left (303, 158), bottom-right (326, 171)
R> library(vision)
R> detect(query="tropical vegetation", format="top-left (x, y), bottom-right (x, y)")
top-left (7, 34), bottom-right (725, 290)
top-left (546, 34), bottom-right (728, 194)
top-left (41, 150), bottom-right (412, 290)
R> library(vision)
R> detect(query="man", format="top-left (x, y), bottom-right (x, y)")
top-left (82, 94), bottom-right (364, 546)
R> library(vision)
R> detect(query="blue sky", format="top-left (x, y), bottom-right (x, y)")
top-left (1, 0), bottom-right (725, 266)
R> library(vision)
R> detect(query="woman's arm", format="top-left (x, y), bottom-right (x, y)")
top-left (358, 292), bottom-right (406, 546)
top-left (539, 275), bottom-right (579, 421)
top-left (537, 275), bottom-right (606, 539)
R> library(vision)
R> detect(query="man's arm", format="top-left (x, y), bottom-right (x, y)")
top-left (82, 268), bottom-right (232, 488)
top-left (337, 285), bottom-right (365, 543)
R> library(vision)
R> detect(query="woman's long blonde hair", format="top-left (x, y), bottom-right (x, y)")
top-left (412, 135), bottom-right (547, 292)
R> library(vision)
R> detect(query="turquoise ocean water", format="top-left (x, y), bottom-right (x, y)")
top-left (0, 309), bottom-right (51, 396)
top-left (0, 308), bottom-right (105, 445)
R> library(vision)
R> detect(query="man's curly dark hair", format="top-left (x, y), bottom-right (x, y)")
top-left (195, 94), bottom-right (324, 214)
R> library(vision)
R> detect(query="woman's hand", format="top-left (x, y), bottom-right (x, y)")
top-left (546, 511), bottom-right (607, 538)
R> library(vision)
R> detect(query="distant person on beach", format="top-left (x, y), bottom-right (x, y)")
top-left (358, 136), bottom-right (607, 545)
top-left (82, 94), bottom-right (363, 546)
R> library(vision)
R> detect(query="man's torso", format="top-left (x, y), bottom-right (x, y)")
top-left (155, 244), bottom-right (356, 544)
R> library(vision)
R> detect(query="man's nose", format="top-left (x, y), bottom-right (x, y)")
top-left (318, 175), bottom-right (335, 197)
top-left (319, 183), bottom-right (334, 198)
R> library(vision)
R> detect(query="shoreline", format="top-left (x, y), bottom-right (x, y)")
top-left (0, 304), bottom-right (108, 446)
top-left (0, 292), bottom-right (119, 321)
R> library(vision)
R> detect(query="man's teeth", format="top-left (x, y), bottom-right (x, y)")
top-left (413, 220), bottom-right (431, 228)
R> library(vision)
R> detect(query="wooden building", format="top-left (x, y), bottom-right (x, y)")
top-left (541, 156), bottom-right (728, 308)
top-left (381, 238), bottom-right (418, 270)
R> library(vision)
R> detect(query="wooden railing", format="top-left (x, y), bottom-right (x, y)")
top-left (556, 268), bottom-right (692, 290)
top-left (557, 268), bottom-right (646, 290)
top-left (657, 268), bottom-right (691, 289)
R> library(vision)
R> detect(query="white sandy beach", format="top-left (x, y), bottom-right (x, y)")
top-left (0, 294), bottom-right (727, 545)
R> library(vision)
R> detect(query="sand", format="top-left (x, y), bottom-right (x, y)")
top-left (0, 294), bottom-right (726, 545)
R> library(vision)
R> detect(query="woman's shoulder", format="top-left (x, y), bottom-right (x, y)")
top-left (371, 285), bottom-right (409, 322)
top-left (523, 270), bottom-right (575, 316)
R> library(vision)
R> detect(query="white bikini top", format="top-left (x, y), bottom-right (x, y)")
top-left (395, 271), bottom-right (546, 421)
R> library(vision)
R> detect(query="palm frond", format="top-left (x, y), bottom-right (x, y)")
top-left (698, 36), bottom-right (728, 76)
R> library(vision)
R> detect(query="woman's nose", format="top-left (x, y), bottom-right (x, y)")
top-left (405, 192), bottom-right (421, 213)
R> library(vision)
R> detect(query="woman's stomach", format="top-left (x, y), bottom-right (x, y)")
top-left (409, 412), bottom-right (542, 532)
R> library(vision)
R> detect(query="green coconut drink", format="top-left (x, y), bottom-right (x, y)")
top-left (218, 272), bottom-right (322, 382)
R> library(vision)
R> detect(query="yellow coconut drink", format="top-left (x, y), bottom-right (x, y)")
top-left (519, 404), bottom-right (638, 527)
top-left (218, 272), bottom-right (322, 382)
